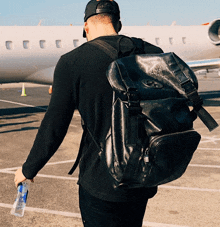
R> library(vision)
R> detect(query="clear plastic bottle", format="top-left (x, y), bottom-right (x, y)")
top-left (11, 181), bottom-right (29, 217)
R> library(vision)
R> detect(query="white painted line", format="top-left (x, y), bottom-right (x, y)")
top-left (0, 170), bottom-right (15, 174)
top-left (0, 99), bottom-right (47, 111)
top-left (0, 202), bottom-right (81, 219)
top-left (160, 185), bottom-right (220, 192)
top-left (189, 164), bottom-right (220, 169)
top-left (1, 169), bottom-right (220, 193)
top-left (46, 160), bottom-right (76, 166)
top-left (36, 174), bottom-right (78, 181)
top-left (0, 159), bottom-right (76, 172)
top-left (143, 220), bottom-right (190, 227)
top-left (200, 136), bottom-right (220, 144)
top-left (0, 203), bottom-right (189, 227)
top-left (1, 160), bottom-right (220, 173)
top-left (197, 147), bottom-right (220, 151)
top-left (1, 160), bottom-right (220, 193)
top-left (0, 170), bottom-right (78, 181)
top-left (25, 207), bottom-right (81, 219)
top-left (0, 167), bottom-right (20, 171)
top-left (0, 98), bottom-right (81, 117)
top-left (0, 99), bottom-right (79, 128)
top-left (69, 124), bottom-right (78, 128)
top-left (0, 203), bottom-right (12, 209)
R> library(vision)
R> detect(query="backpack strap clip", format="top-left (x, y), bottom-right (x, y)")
top-left (181, 79), bottom-right (203, 109)
top-left (171, 53), bottom-right (218, 131)
top-left (126, 88), bottom-right (142, 115)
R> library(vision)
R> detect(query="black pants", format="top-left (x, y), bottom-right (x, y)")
top-left (79, 186), bottom-right (148, 227)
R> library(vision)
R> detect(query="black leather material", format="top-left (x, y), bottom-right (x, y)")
top-left (107, 53), bottom-right (198, 100)
top-left (100, 53), bottom-right (204, 188)
top-left (107, 52), bottom-right (218, 131)
top-left (102, 97), bottom-right (201, 188)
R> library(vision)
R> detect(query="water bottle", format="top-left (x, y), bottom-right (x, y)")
top-left (11, 181), bottom-right (29, 217)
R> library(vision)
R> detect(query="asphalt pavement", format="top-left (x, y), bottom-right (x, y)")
top-left (0, 77), bottom-right (220, 227)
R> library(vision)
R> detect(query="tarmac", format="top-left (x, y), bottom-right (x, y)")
top-left (0, 74), bottom-right (220, 227)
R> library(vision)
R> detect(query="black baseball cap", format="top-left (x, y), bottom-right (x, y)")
top-left (83, 0), bottom-right (120, 38)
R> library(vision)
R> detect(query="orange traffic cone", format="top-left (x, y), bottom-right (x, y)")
top-left (49, 86), bottom-right (53, 95)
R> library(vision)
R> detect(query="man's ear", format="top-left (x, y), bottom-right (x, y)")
top-left (117, 21), bottom-right (122, 33)
top-left (84, 22), bottom-right (89, 36)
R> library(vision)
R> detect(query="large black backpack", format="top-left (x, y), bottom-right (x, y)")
top-left (69, 37), bottom-right (218, 189)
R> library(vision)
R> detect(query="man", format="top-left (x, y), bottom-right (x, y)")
top-left (14, 0), bottom-right (163, 226)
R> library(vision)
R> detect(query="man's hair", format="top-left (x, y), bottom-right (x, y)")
top-left (88, 1), bottom-right (120, 31)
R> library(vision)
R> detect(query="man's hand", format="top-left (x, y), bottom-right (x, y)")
top-left (14, 168), bottom-right (34, 187)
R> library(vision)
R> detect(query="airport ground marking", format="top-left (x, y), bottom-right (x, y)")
top-left (160, 185), bottom-right (220, 192)
top-left (0, 99), bottom-right (47, 111)
top-left (0, 99), bottom-right (79, 128)
top-left (0, 202), bottom-right (81, 219)
top-left (197, 147), bottom-right (220, 151)
top-left (0, 202), bottom-right (190, 227)
top-left (1, 169), bottom-right (220, 193)
top-left (200, 135), bottom-right (220, 144)
top-left (0, 169), bottom-right (78, 181)
top-left (1, 159), bottom-right (220, 193)
top-left (142, 220), bottom-right (190, 227)
top-left (0, 99), bottom-right (81, 117)
top-left (36, 174), bottom-right (78, 181)
top-left (2, 159), bottom-right (220, 172)
top-left (45, 159), bottom-right (76, 166)
top-left (0, 159), bottom-right (76, 172)
top-left (189, 164), bottom-right (220, 169)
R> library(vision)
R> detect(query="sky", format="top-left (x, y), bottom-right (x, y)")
top-left (0, 0), bottom-right (219, 27)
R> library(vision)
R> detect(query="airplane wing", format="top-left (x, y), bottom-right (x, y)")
top-left (186, 58), bottom-right (220, 72)
top-left (23, 59), bottom-right (220, 85)
top-left (24, 67), bottom-right (55, 85)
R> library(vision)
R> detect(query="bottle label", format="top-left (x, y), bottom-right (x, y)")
top-left (23, 191), bottom-right (28, 203)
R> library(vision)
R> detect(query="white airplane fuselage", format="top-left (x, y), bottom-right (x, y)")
top-left (0, 19), bottom-right (220, 84)
top-left (0, 26), bottom-right (84, 84)
top-left (122, 24), bottom-right (220, 61)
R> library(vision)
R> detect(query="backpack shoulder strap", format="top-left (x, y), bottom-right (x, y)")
top-left (90, 36), bottom-right (145, 89)
top-left (68, 120), bottom-right (88, 175)
top-left (130, 37), bottom-right (146, 54)
top-left (90, 36), bottom-right (146, 59)
top-left (68, 122), bottom-right (103, 175)
top-left (90, 38), bottom-right (143, 113)
top-left (90, 39), bottom-right (118, 59)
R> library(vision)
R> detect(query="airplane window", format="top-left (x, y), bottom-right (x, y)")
top-left (155, 38), bottom-right (160, 45)
top-left (6, 41), bottom-right (13, 50)
top-left (40, 40), bottom-right (46, 49)
top-left (56, 40), bottom-right (62, 48)
top-left (182, 37), bottom-right (186, 44)
top-left (73, 39), bottom-right (79, 47)
top-left (169, 37), bottom-right (174, 45)
top-left (23, 41), bottom-right (30, 49)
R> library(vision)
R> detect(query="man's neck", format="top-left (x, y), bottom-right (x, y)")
top-left (87, 24), bottom-right (118, 41)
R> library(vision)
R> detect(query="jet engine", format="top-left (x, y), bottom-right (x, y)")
top-left (208, 19), bottom-right (220, 45)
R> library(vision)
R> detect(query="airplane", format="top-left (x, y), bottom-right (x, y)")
top-left (0, 18), bottom-right (220, 85)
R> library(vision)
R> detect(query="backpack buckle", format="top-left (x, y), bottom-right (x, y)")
top-left (127, 88), bottom-right (142, 114)
top-left (181, 80), bottom-right (203, 109)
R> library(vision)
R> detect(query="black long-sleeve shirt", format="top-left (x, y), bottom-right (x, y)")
top-left (22, 35), bottom-right (163, 202)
